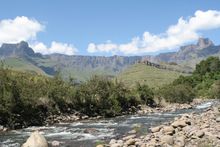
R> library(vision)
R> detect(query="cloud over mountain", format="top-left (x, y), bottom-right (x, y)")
top-left (87, 10), bottom-right (220, 55)
top-left (0, 16), bottom-right (44, 43)
top-left (0, 16), bottom-right (78, 55)
top-left (31, 41), bottom-right (78, 55)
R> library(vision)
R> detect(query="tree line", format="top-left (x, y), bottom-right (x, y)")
top-left (158, 56), bottom-right (220, 103)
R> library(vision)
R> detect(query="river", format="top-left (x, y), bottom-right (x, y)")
top-left (0, 101), bottom-right (216, 147)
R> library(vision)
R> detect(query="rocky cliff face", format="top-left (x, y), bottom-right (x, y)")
top-left (0, 38), bottom-right (219, 78)
top-left (152, 38), bottom-right (220, 64)
top-left (0, 41), bottom-right (143, 79)
top-left (0, 41), bottom-right (41, 58)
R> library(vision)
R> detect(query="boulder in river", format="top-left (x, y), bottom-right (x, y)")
top-left (51, 140), bottom-right (60, 146)
top-left (84, 128), bottom-right (98, 134)
top-left (22, 131), bottom-right (48, 147)
top-left (0, 125), bottom-right (4, 131)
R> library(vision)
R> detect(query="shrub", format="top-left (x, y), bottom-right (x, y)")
top-left (194, 56), bottom-right (220, 76)
top-left (135, 83), bottom-right (155, 107)
top-left (209, 80), bottom-right (220, 99)
top-left (159, 84), bottom-right (195, 104)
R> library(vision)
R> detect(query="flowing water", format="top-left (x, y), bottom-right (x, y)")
top-left (0, 101), bottom-right (217, 147)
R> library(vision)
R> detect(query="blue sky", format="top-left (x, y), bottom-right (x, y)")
top-left (0, 0), bottom-right (220, 56)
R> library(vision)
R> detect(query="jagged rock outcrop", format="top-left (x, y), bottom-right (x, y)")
top-left (0, 41), bottom-right (41, 58)
top-left (151, 38), bottom-right (220, 64)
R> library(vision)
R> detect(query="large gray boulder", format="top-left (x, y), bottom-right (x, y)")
top-left (22, 131), bottom-right (48, 147)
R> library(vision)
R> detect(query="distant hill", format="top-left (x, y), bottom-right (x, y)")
top-left (117, 63), bottom-right (187, 88)
top-left (150, 38), bottom-right (220, 68)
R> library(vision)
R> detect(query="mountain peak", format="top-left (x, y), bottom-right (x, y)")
top-left (197, 38), bottom-right (214, 48)
top-left (0, 41), bottom-right (41, 58)
top-left (16, 41), bottom-right (29, 49)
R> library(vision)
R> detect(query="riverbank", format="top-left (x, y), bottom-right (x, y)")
top-left (105, 102), bottom-right (220, 147)
top-left (44, 99), bottom-right (210, 125)
top-left (0, 98), bottom-right (209, 134)
top-left (1, 100), bottom-right (217, 147)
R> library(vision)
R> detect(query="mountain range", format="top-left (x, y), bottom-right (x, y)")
top-left (151, 38), bottom-right (220, 68)
top-left (0, 38), bottom-right (219, 80)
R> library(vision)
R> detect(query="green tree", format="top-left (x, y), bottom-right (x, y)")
top-left (194, 57), bottom-right (220, 75)
top-left (135, 83), bottom-right (155, 107)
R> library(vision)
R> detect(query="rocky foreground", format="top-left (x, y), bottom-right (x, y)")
top-left (10, 99), bottom-right (219, 147)
top-left (103, 105), bottom-right (220, 147)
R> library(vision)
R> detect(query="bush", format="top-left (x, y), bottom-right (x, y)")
top-left (74, 76), bottom-right (144, 117)
top-left (159, 84), bottom-right (195, 104)
top-left (194, 56), bottom-right (220, 76)
top-left (209, 80), bottom-right (220, 99)
top-left (135, 83), bottom-right (155, 107)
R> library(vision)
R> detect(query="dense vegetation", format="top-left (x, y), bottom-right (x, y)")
top-left (159, 56), bottom-right (220, 103)
top-left (0, 63), bottom-right (154, 129)
top-left (1, 57), bottom-right (219, 129)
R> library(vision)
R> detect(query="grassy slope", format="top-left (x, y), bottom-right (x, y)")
top-left (3, 58), bottom-right (48, 75)
top-left (2, 57), bottom-right (116, 81)
top-left (117, 63), bottom-right (187, 88)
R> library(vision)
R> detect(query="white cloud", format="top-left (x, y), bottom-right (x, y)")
top-left (31, 41), bottom-right (78, 55)
top-left (0, 16), bottom-right (44, 43)
top-left (87, 41), bottom-right (118, 53)
top-left (0, 16), bottom-right (78, 55)
top-left (87, 10), bottom-right (220, 55)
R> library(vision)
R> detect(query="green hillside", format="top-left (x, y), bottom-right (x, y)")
top-left (3, 58), bottom-right (48, 75)
top-left (117, 63), bottom-right (187, 88)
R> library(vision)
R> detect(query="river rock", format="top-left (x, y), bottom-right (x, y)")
top-left (128, 129), bottom-right (137, 134)
top-left (171, 120), bottom-right (187, 128)
top-left (0, 125), bottom-right (4, 131)
top-left (22, 131), bottom-right (48, 147)
top-left (109, 139), bottom-right (117, 144)
top-left (122, 134), bottom-right (136, 141)
top-left (110, 143), bottom-right (123, 147)
top-left (84, 128), bottom-right (97, 134)
top-left (81, 115), bottom-right (89, 119)
top-left (175, 136), bottom-right (185, 147)
top-left (117, 140), bottom-right (123, 144)
top-left (160, 135), bottom-right (174, 145)
top-left (216, 117), bottom-right (220, 122)
top-left (200, 124), bottom-right (209, 129)
top-left (150, 126), bottom-right (161, 133)
top-left (125, 138), bottom-right (136, 145)
top-left (163, 126), bottom-right (175, 135)
top-left (195, 130), bottom-right (205, 138)
top-left (51, 140), bottom-right (60, 146)
top-left (3, 127), bottom-right (7, 132)
top-left (96, 145), bottom-right (104, 147)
